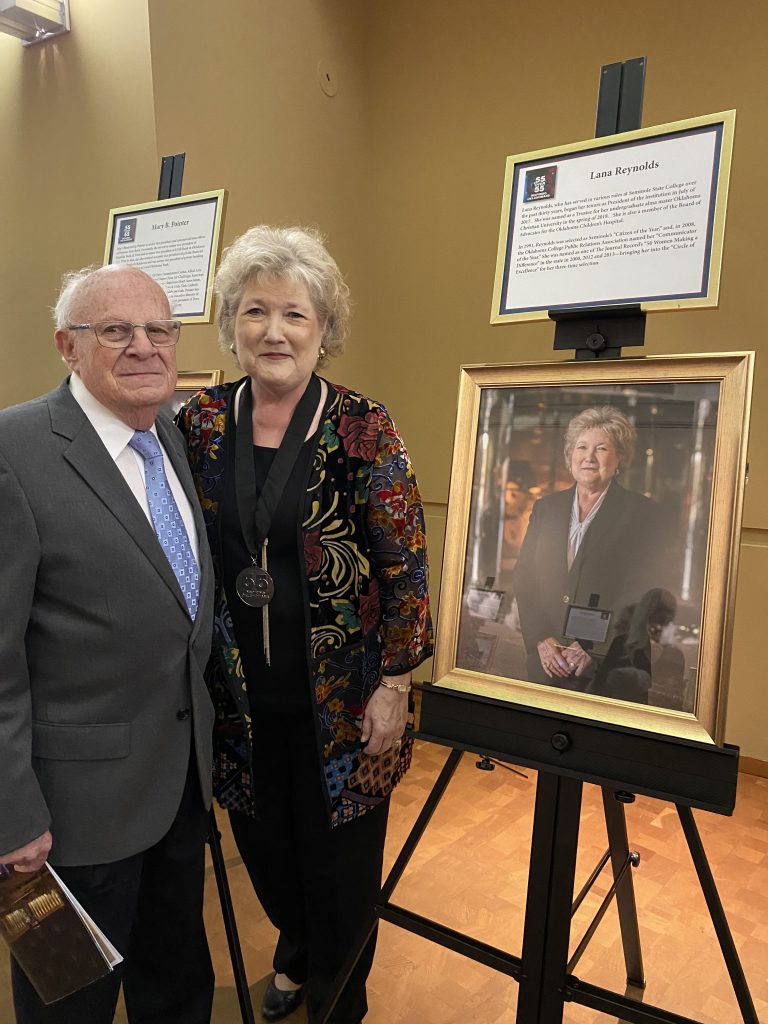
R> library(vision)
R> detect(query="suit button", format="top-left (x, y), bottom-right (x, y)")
top-left (176, 708), bottom-right (191, 721)
top-left (563, 595), bottom-right (570, 603)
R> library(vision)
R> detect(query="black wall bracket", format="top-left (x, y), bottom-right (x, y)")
top-left (550, 304), bottom-right (646, 360)
top-left (550, 57), bottom-right (648, 361)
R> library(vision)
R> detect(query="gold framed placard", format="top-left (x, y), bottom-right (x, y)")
top-left (165, 369), bottom-right (224, 417)
top-left (491, 111), bottom-right (735, 323)
top-left (104, 190), bottom-right (227, 324)
top-left (434, 353), bottom-right (752, 745)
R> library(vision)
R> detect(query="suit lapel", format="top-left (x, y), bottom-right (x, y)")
top-left (48, 382), bottom-right (190, 618)
top-left (552, 486), bottom-right (574, 580)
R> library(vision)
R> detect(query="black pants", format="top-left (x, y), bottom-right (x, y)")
top-left (12, 757), bottom-right (214, 1024)
top-left (230, 714), bottom-right (389, 1024)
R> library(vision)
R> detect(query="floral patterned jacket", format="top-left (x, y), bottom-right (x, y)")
top-left (177, 376), bottom-right (433, 827)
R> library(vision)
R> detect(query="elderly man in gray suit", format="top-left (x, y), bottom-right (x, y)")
top-left (0, 265), bottom-right (216, 1024)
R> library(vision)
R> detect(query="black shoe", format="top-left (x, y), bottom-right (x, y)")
top-left (261, 976), bottom-right (304, 1022)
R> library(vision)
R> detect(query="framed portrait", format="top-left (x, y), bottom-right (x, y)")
top-left (164, 369), bottom-right (224, 418)
top-left (434, 353), bottom-right (753, 745)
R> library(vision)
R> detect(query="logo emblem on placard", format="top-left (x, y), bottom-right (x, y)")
top-left (118, 218), bottom-right (137, 243)
top-left (524, 165), bottom-right (558, 202)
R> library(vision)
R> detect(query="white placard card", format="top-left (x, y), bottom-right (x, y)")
top-left (491, 112), bottom-right (734, 323)
top-left (105, 190), bottom-right (226, 323)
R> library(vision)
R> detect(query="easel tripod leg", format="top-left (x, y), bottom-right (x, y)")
top-left (676, 806), bottom-right (758, 1024)
top-left (517, 772), bottom-right (583, 1024)
top-left (382, 746), bottom-right (464, 901)
top-left (316, 746), bottom-right (464, 1024)
top-left (207, 808), bottom-right (256, 1024)
top-left (602, 789), bottom-right (645, 988)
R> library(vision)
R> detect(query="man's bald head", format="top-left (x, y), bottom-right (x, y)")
top-left (54, 264), bottom-right (170, 330)
top-left (53, 265), bottom-right (177, 431)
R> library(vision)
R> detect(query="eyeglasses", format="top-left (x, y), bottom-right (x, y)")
top-left (67, 320), bottom-right (182, 348)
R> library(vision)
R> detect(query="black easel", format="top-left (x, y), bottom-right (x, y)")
top-left (158, 152), bottom-right (186, 206)
top-left (550, 56), bottom-right (647, 362)
top-left (158, 156), bottom-right (257, 1024)
top-left (317, 60), bottom-right (759, 1024)
top-left (534, 55), bottom-right (650, 1015)
top-left (319, 688), bottom-right (757, 1024)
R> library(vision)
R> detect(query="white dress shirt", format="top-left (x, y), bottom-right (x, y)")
top-left (567, 482), bottom-right (610, 570)
top-left (69, 373), bottom-right (199, 561)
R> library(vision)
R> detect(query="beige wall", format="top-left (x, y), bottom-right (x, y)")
top-left (357, 0), bottom-right (768, 517)
top-left (146, 0), bottom-right (370, 382)
top-left (0, 0), bottom-right (158, 409)
top-left (1, 0), bottom-right (765, 758)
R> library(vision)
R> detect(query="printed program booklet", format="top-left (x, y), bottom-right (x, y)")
top-left (0, 861), bottom-right (122, 1004)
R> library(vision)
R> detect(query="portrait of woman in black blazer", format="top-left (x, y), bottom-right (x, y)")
top-left (513, 405), bottom-right (661, 689)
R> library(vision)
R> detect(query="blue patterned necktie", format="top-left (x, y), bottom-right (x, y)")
top-left (129, 430), bottom-right (200, 620)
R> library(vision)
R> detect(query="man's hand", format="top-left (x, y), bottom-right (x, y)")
top-left (1, 831), bottom-right (52, 873)
top-left (361, 678), bottom-right (409, 755)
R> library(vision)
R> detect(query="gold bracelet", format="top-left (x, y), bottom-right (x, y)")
top-left (379, 676), bottom-right (412, 693)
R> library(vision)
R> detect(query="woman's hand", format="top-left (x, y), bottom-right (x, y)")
top-left (537, 638), bottom-right (593, 679)
top-left (563, 641), bottom-right (593, 678)
top-left (537, 637), bottom-right (572, 678)
top-left (361, 676), bottom-right (410, 755)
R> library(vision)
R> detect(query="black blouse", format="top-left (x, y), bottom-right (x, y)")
top-left (221, 410), bottom-right (315, 714)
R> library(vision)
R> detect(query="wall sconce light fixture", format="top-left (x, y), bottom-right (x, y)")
top-left (0, 0), bottom-right (70, 46)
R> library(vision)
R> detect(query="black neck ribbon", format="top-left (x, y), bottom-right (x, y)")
top-left (234, 373), bottom-right (321, 558)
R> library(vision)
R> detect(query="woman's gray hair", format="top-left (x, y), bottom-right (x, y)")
top-left (52, 264), bottom-right (103, 328)
top-left (563, 406), bottom-right (637, 470)
top-left (214, 225), bottom-right (351, 362)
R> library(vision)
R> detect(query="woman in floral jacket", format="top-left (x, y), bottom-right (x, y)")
top-left (177, 225), bottom-right (432, 1024)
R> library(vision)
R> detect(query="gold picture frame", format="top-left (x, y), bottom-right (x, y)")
top-left (166, 369), bottom-right (224, 417)
top-left (433, 353), bottom-right (752, 745)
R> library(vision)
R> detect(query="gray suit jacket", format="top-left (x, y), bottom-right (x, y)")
top-left (0, 380), bottom-right (215, 866)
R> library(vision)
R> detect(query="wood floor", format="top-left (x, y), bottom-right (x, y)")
top-left (2, 740), bottom-right (766, 1023)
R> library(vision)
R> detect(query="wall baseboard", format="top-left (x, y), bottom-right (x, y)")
top-left (739, 756), bottom-right (768, 779)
